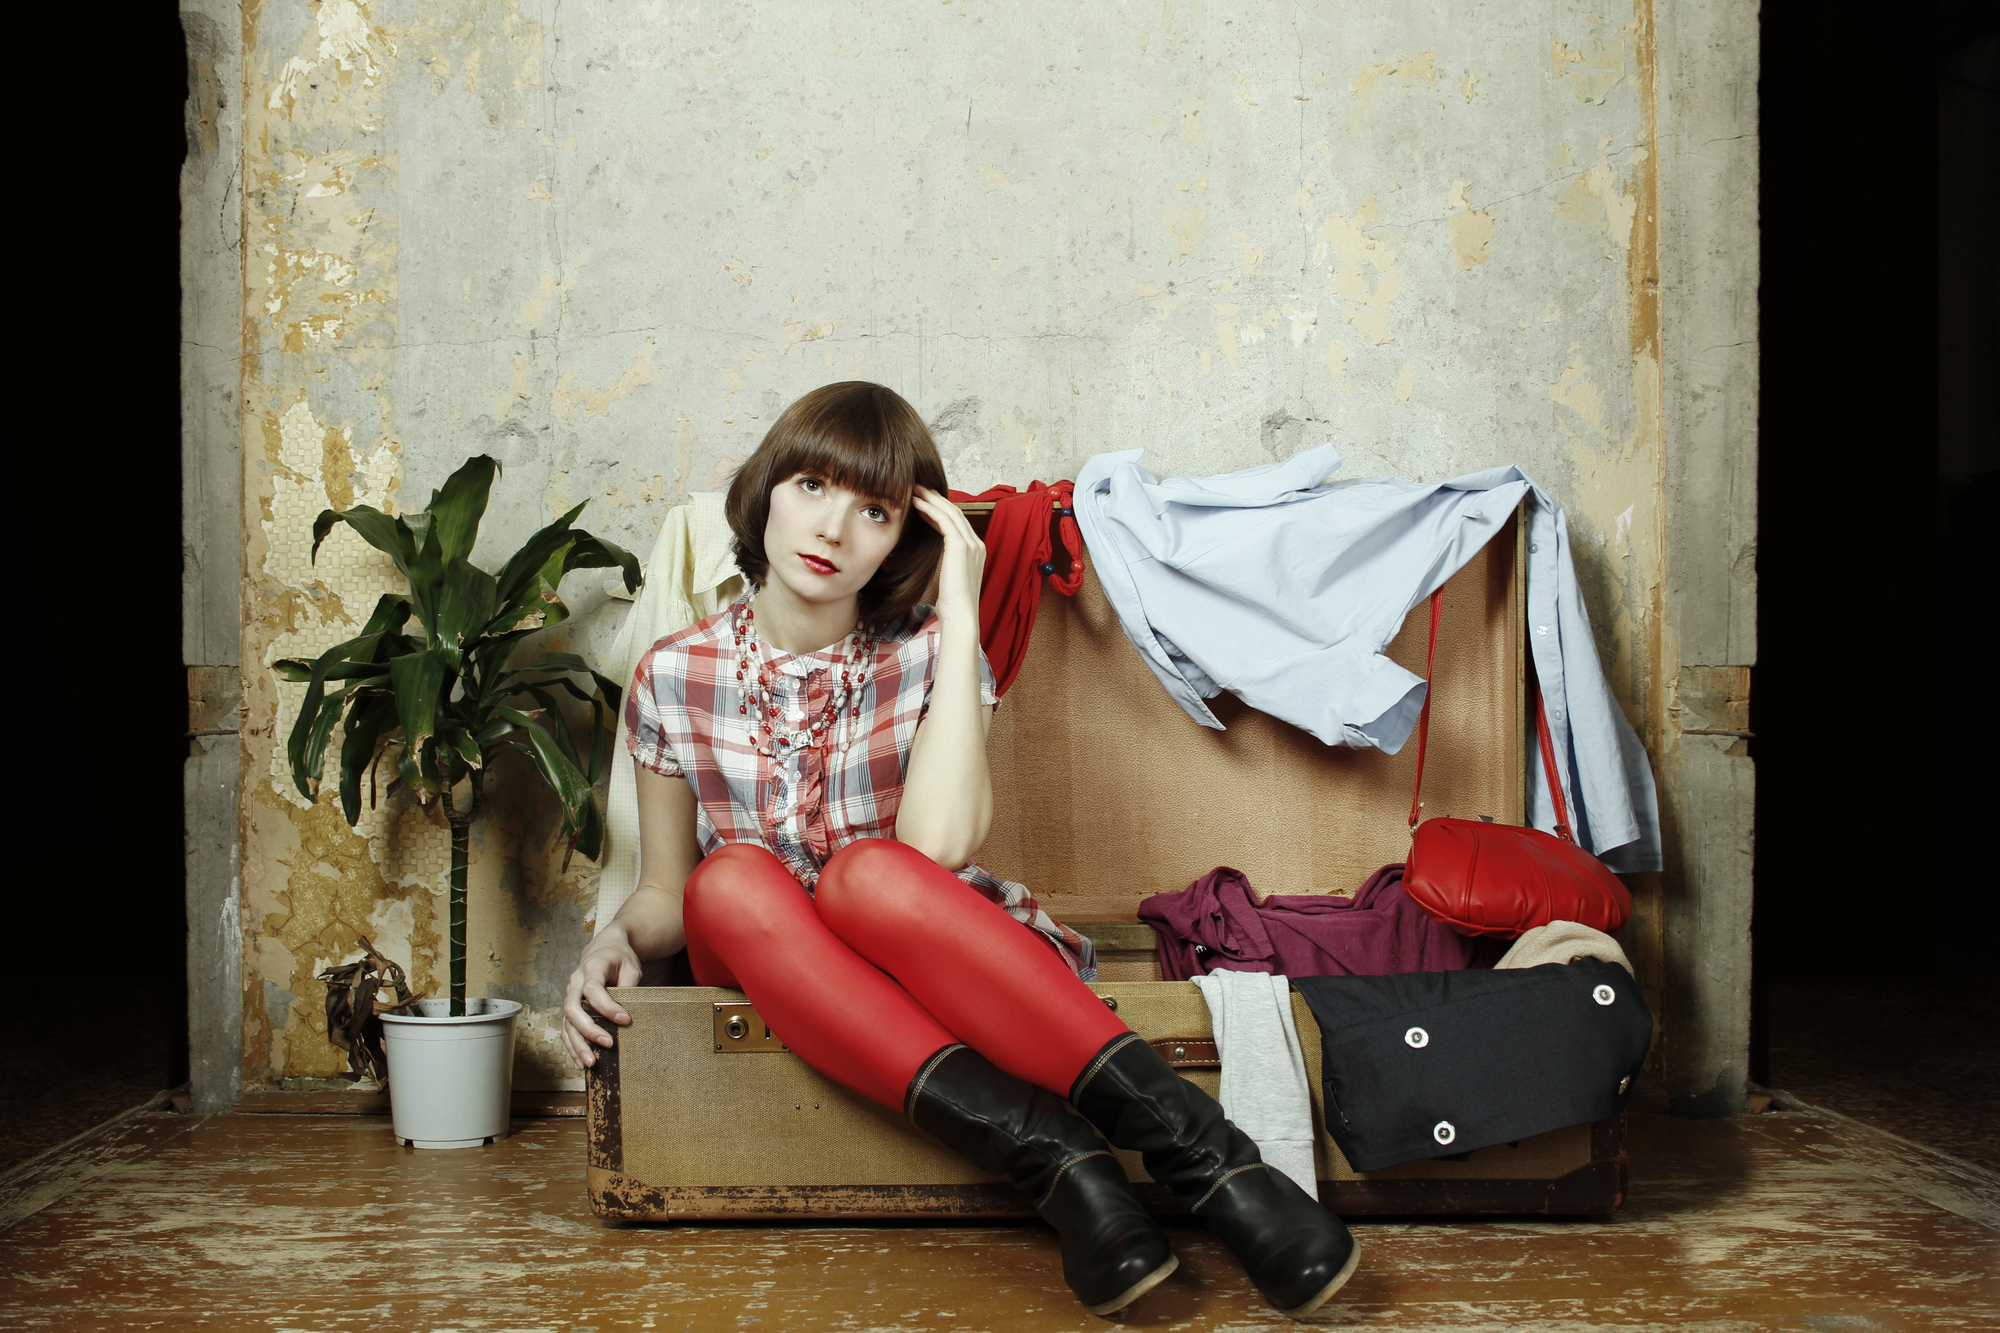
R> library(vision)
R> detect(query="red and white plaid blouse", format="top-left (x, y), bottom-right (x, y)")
top-left (627, 596), bottom-right (1096, 980)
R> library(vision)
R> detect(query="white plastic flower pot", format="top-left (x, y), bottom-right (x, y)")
top-left (379, 998), bottom-right (522, 1149)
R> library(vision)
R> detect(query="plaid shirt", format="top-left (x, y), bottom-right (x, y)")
top-left (627, 596), bottom-right (1096, 980)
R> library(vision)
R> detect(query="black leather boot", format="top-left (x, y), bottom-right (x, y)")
top-left (906, 1044), bottom-right (1177, 1316)
top-left (1069, 1032), bottom-right (1360, 1318)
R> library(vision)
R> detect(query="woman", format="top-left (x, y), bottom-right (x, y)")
top-left (561, 382), bottom-right (1358, 1318)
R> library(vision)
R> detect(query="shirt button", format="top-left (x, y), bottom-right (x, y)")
top-left (1433, 1120), bottom-right (1456, 1146)
top-left (1593, 984), bottom-right (1616, 1006)
top-left (1404, 1027), bottom-right (1429, 1049)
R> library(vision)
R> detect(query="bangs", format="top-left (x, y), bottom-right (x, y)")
top-left (766, 384), bottom-right (926, 506)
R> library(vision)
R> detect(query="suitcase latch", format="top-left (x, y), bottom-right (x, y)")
top-left (713, 1002), bottom-right (789, 1052)
top-left (1149, 1037), bottom-right (1220, 1069)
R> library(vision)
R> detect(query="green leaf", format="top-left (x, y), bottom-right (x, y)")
top-left (400, 732), bottom-right (444, 796)
top-left (336, 693), bottom-right (398, 825)
top-left (509, 674), bottom-right (599, 707)
top-left (521, 687), bottom-right (584, 769)
top-left (313, 505), bottom-right (414, 572)
top-left (427, 456), bottom-right (499, 562)
top-left (355, 593), bottom-right (413, 642)
top-left (591, 669), bottom-right (623, 715)
top-left (388, 649), bottom-right (451, 791)
top-left (272, 659), bottom-right (315, 683)
top-left (288, 683), bottom-right (354, 799)
top-left (318, 660), bottom-right (391, 682)
top-left (405, 518), bottom-right (446, 643)
top-left (281, 626), bottom-right (404, 797)
top-left (567, 790), bottom-right (606, 866)
top-left (505, 652), bottom-right (593, 677)
top-left (498, 668), bottom-right (622, 783)
top-left (446, 727), bottom-right (483, 772)
top-left (403, 510), bottom-right (435, 557)
top-left (486, 540), bottom-right (577, 638)
top-left (503, 711), bottom-right (597, 851)
top-left (472, 716), bottom-right (517, 745)
top-left (464, 625), bottom-right (543, 673)
top-left (587, 670), bottom-right (623, 781)
top-left (434, 558), bottom-right (499, 657)
top-left (560, 532), bottom-right (642, 595)
top-left (493, 503), bottom-right (589, 609)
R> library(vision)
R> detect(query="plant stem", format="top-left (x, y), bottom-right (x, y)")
top-left (443, 773), bottom-right (477, 1019)
top-left (449, 815), bottom-right (470, 1018)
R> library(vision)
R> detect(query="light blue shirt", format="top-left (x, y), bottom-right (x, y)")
top-left (1073, 446), bottom-right (1661, 872)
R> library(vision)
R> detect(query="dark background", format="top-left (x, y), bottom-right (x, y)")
top-left (11, 6), bottom-right (1992, 1155)
top-left (1753, 0), bottom-right (1996, 991)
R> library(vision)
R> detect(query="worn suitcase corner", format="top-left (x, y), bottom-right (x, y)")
top-left (588, 1166), bottom-right (672, 1222)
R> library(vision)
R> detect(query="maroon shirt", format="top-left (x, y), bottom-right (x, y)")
top-left (1140, 865), bottom-right (1499, 980)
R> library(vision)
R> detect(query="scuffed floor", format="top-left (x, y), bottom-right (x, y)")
top-left (1, 1108), bottom-right (1995, 1331)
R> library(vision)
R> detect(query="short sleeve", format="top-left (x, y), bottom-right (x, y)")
top-left (977, 645), bottom-right (1002, 711)
top-left (625, 650), bottom-right (686, 778)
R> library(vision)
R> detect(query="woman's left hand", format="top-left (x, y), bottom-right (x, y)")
top-left (911, 485), bottom-right (986, 631)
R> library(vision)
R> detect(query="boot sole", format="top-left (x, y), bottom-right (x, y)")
top-left (1278, 1235), bottom-right (1362, 1320)
top-left (1086, 1252), bottom-right (1179, 1317)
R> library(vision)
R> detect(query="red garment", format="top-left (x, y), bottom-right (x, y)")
top-left (683, 838), bottom-right (1129, 1109)
top-left (948, 480), bottom-right (1085, 697)
top-left (1139, 864), bottom-right (1499, 981)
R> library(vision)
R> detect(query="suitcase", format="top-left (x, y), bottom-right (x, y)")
top-left (586, 511), bottom-right (1630, 1220)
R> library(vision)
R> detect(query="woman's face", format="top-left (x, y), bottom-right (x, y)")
top-left (762, 471), bottom-right (907, 611)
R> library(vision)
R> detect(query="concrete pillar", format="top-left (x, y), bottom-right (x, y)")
top-left (1654, 0), bottom-right (1760, 1115)
top-left (181, 1), bottom-right (245, 1114)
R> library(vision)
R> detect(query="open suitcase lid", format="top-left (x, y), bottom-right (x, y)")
top-left (977, 508), bottom-right (1525, 927)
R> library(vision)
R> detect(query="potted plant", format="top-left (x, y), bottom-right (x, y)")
top-left (276, 454), bottom-right (638, 1147)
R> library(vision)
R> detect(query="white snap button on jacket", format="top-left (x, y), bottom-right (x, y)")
top-left (1433, 1120), bottom-right (1456, 1146)
top-left (1405, 1027), bottom-right (1429, 1048)
top-left (1593, 984), bottom-right (1616, 1006)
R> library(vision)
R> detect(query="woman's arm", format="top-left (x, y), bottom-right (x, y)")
top-left (896, 487), bottom-right (994, 869)
top-left (560, 764), bottom-right (702, 1069)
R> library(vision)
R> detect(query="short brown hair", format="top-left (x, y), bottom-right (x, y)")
top-left (725, 382), bottom-right (947, 627)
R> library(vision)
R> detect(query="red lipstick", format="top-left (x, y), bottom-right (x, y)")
top-left (799, 554), bottom-right (838, 575)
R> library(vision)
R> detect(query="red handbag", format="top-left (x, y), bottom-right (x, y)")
top-left (1400, 591), bottom-right (1632, 938)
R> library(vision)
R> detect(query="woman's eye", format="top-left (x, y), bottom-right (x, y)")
top-left (863, 505), bottom-right (888, 523)
top-left (799, 477), bottom-right (823, 494)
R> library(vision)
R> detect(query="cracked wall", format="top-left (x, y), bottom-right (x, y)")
top-left (235, 0), bottom-right (1681, 1091)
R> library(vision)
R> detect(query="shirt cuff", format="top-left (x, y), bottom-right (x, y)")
top-left (627, 728), bottom-right (685, 778)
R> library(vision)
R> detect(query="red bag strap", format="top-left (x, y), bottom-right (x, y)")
top-left (1406, 589), bottom-right (1576, 845)
top-left (1529, 661), bottom-right (1576, 843)
top-left (1407, 590), bottom-right (1443, 829)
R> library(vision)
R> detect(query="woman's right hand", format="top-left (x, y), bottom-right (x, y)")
top-left (562, 927), bottom-right (644, 1070)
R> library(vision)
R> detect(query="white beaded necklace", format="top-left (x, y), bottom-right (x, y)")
top-left (732, 592), bottom-right (877, 760)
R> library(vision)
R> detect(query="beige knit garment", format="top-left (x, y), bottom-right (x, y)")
top-left (591, 494), bottom-right (743, 930)
top-left (1494, 920), bottom-right (1634, 977)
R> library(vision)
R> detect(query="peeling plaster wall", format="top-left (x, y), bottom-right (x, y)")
top-left (220, 0), bottom-right (1751, 1097)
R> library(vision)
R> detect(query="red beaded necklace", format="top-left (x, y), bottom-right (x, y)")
top-left (732, 594), bottom-right (876, 760)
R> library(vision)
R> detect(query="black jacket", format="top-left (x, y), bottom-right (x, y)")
top-left (1292, 959), bottom-right (1652, 1172)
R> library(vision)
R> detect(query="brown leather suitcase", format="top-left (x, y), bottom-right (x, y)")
top-left (585, 512), bottom-right (1630, 1220)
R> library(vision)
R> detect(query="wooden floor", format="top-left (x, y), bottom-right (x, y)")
top-left (2, 1102), bottom-right (1995, 1331)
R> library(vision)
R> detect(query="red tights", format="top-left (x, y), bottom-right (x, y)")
top-left (682, 839), bottom-right (1130, 1110)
